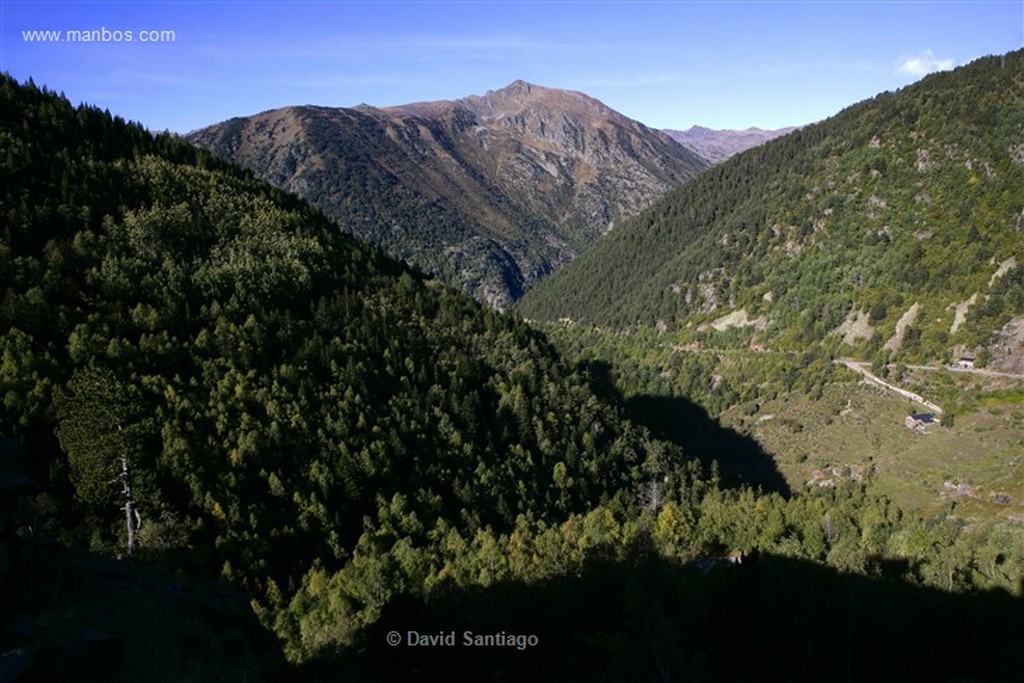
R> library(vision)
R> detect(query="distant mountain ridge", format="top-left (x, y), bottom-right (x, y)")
top-left (518, 51), bottom-right (1024, 367)
top-left (188, 81), bottom-right (708, 308)
top-left (664, 125), bottom-right (799, 164)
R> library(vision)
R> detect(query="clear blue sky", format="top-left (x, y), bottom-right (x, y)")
top-left (2, 1), bottom-right (1021, 133)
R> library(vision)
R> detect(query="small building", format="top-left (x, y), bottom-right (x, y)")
top-left (955, 354), bottom-right (976, 369)
top-left (905, 413), bottom-right (937, 431)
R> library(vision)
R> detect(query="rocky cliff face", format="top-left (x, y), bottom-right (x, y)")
top-left (188, 81), bottom-right (707, 308)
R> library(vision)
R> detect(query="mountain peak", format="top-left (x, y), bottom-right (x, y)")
top-left (384, 81), bottom-right (613, 123)
top-left (462, 80), bottom-right (616, 123)
top-left (498, 79), bottom-right (535, 95)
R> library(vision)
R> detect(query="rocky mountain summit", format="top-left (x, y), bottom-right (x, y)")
top-left (188, 81), bottom-right (707, 308)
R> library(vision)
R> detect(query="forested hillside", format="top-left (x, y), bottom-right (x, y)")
top-left (519, 52), bottom-right (1024, 366)
top-left (187, 81), bottom-right (707, 309)
top-left (3, 75), bottom-right (1024, 681)
top-left (0, 74), bottom-right (696, 674)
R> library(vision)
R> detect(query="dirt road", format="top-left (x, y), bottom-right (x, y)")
top-left (833, 360), bottom-right (944, 414)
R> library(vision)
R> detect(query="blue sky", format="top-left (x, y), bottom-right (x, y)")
top-left (2, 1), bottom-right (1021, 133)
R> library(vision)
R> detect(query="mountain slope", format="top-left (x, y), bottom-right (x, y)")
top-left (518, 51), bottom-right (1024, 365)
top-left (187, 81), bottom-right (708, 309)
top-left (664, 125), bottom-right (799, 164)
top-left (0, 74), bottom-right (690, 658)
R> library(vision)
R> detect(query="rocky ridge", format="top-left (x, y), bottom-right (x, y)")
top-left (664, 125), bottom-right (799, 164)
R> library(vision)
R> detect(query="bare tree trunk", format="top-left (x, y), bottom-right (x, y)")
top-left (120, 454), bottom-right (140, 556)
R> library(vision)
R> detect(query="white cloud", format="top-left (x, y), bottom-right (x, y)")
top-left (896, 50), bottom-right (955, 77)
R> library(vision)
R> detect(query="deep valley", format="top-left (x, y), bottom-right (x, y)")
top-left (3, 49), bottom-right (1024, 682)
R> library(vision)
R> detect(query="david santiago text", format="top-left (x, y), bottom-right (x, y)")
top-left (393, 630), bottom-right (539, 650)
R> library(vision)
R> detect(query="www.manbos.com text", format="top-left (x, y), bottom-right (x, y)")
top-left (22, 27), bottom-right (176, 43)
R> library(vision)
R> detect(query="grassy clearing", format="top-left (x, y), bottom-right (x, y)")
top-left (721, 379), bottom-right (1024, 520)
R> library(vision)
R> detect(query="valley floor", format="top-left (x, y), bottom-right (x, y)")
top-left (721, 379), bottom-right (1024, 519)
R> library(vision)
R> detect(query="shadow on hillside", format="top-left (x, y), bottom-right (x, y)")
top-left (578, 359), bottom-right (790, 496)
top-left (626, 394), bottom-right (792, 497)
top-left (300, 548), bottom-right (1024, 683)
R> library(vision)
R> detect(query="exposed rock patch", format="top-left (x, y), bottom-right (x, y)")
top-left (916, 148), bottom-right (934, 172)
top-left (949, 293), bottom-right (978, 335)
top-left (989, 256), bottom-right (1017, 287)
top-left (884, 302), bottom-right (921, 353)
top-left (866, 194), bottom-right (888, 219)
top-left (833, 309), bottom-right (875, 345)
top-left (700, 309), bottom-right (769, 332)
